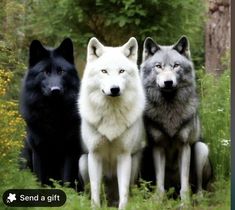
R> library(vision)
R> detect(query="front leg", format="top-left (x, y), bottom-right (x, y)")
top-left (130, 151), bottom-right (142, 185)
top-left (79, 154), bottom-right (89, 184)
top-left (179, 143), bottom-right (191, 202)
top-left (32, 151), bottom-right (46, 184)
top-left (117, 153), bottom-right (131, 210)
top-left (88, 152), bottom-right (102, 208)
top-left (62, 156), bottom-right (73, 186)
top-left (153, 147), bottom-right (165, 199)
top-left (194, 142), bottom-right (209, 196)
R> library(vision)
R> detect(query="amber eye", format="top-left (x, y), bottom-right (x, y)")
top-left (119, 69), bottom-right (125, 74)
top-left (101, 69), bottom-right (108, 74)
top-left (173, 63), bottom-right (180, 68)
top-left (155, 64), bottom-right (162, 68)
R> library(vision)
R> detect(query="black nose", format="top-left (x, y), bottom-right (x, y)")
top-left (164, 80), bottom-right (173, 88)
top-left (110, 87), bottom-right (120, 96)
top-left (50, 86), bottom-right (61, 94)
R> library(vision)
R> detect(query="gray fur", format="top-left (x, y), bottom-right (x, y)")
top-left (140, 36), bottom-right (212, 199)
top-left (141, 37), bottom-right (197, 139)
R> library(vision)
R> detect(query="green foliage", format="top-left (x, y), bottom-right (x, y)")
top-left (22, 0), bottom-right (205, 65)
top-left (0, 1), bottom-right (27, 99)
top-left (23, 0), bottom-right (206, 42)
top-left (1, 0), bottom-right (206, 95)
top-left (0, 41), bottom-right (26, 99)
top-left (197, 69), bottom-right (230, 178)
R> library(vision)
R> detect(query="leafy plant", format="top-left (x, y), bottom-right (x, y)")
top-left (197, 69), bottom-right (230, 178)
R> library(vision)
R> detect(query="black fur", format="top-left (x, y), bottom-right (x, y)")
top-left (20, 38), bottom-right (82, 189)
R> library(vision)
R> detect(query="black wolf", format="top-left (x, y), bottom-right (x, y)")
top-left (20, 38), bottom-right (81, 188)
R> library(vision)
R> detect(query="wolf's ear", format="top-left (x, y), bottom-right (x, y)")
top-left (29, 40), bottom-right (49, 67)
top-left (142, 37), bottom-right (160, 62)
top-left (173, 36), bottom-right (191, 59)
top-left (121, 37), bottom-right (138, 62)
top-left (87, 37), bottom-right (104, 62)
top-left (56, 38), bottom-right (74, 64)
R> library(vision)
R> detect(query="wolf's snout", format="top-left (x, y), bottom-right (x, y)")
top-left (164, 80), bottom-right (173, 88)
top-left (50, 86), bottom-right (61, 94)
top-left (110, 87), bottom-right (120, 96)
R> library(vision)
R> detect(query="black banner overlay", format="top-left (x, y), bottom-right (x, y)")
top-left (2, 189), bottom-right (66, 207)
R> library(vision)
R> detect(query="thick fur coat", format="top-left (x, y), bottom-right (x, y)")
top-left (78, 37), bottom-right (146, 209)
top-left (140, 36), bottom-right (212, 201)
top-left (20, 38), bottom-right (82, 189)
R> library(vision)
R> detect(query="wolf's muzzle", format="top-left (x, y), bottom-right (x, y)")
top-left (50, 86), bottom-right (62, 95)
top-left (164, 80), bottom-right (173, 88)
top-left (110, 87), bottom-right (120, 97)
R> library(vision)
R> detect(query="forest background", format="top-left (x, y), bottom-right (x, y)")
top-left (0, 0), bottom-right (230, 209)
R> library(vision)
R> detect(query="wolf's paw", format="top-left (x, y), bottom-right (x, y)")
top-left (180, 189), bottom-right (191, 208)
top-left (180, 189), bottom-right (190, 200)
top-left (192, 191), bottom-right (204, 206)
top-left (91, 200), bottom-right (101, 210)
top-left (178, 201), bottom-right (191, 210)
top-left (196, 190), bottom-right (204, 198)
top-left (155, 188), bottom-right (165, 203)
top-left (118, 201), bottom-right (127, 210)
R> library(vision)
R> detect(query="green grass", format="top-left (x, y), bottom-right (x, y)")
top-left (198, 70), bottom-right (230, 178)
top-left (0, 70), bottom-right (230, 210)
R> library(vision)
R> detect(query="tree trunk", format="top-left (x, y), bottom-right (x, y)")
top-left (205, 0), bottom-right (230, 75)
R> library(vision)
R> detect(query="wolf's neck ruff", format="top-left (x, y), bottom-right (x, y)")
top-left (82, 88), bottom-right (144, 140)
top-left (145, 83), bottom-right (198, 138)
top-left (159, 89), bottom-right (177, 101)
top-left (79, 37), bottom-right (145, 141)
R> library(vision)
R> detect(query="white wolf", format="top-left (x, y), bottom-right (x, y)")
top-left (78, 37), bottom-right (146, 209)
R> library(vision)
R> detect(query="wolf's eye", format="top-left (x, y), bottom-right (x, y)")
top-left (57, 67), bottom-right (64, 75)
top-left (57, 70), bottom-right (63, 75)
top-left (101, 69), bottom-right (108, 74)
top-left (119, 69), bottom-right (125, 74)
top-left (155, 64), bottom-right (162, 69)
top-left (44, 69), bottom-right (51, 75)
top-left (173, 63), bottom-right (180, 68)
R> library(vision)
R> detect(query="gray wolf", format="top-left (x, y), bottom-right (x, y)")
top-left (78, 37), bottom-right (146, 209)
top-left (20, 38), bottom-right (82, 189)
top-left (140, 36), bottom-right (212, 202)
